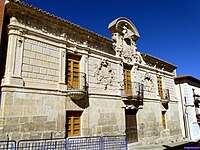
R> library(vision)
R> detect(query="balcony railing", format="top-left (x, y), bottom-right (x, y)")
top-left (121, 81), bottom-right (144, 102)
top-left (193, 94), bottom-right (200, 104)
top-left (66, 72), bottom-right (88, 100)
top-left (196, 114), bottom-right (200, 125)
top-left (161, 89), bottom-right (170, 104)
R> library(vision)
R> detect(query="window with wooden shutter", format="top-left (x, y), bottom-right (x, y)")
top-left (123, 65), bottom-right (132, 94)
top-left (157, 77), bottom-right (163, 99)
top-left (161, 111), bottom-right (166, 129)
top-left (67, 54), bottom-right (80, 89)
top-left (66, 111), bottom-right (82, 137)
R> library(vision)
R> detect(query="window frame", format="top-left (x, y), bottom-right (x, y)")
top-left (66, 111), bottom-right (82, 137)
top-left (66, 53), bottom-right (81, 89)
top-left (123, 64), bottom-right (132, 94)
top-left (161, 111), bottom-right (167, 129)
top-left (157, 76), bottom-right (163, 99)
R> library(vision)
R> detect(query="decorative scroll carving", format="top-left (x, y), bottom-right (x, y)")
top-left (133, 51), bottom-right (145, 64)
top-left (122, 23), bottom-right (135, 42)
top-left (121, 46), bottom-right (134, 63)
top-left (94, 59), bottom-right (115, 90)
top-left (143, 72), bottom-right (154, 93)
top-left (112, 33), bottom-right (123, 57)
top-left (109, 18), bottom-right (140, 63)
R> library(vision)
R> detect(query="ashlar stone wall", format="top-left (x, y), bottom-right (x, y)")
top-left (0, 16), bottom-right (67, 140)
top-left (135, 67), bottom-right (182, 144)
top-left (0, 90), bottom-right (66, 140)
top-left (22, 39), bottom-right (60, 88)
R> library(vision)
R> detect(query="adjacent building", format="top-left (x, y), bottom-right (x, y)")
top-left (175, 75), bottom-right (200, 140)
top-left (0, 0), bottom-right (182, 144)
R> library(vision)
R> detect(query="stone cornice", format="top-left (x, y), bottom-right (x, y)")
top-left (5, 0), bottom-right (115, 55)
top-left (141, 53), bottom-right (177, 73)
top-left (135, 62), bottom-right (175, 78)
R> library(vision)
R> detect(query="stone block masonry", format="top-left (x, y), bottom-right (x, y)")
top-left (22, 39), bottom-right (59, 88)
top-left (0, 91), bottom-right (66, 140)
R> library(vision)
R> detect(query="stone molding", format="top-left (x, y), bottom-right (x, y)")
top-left (6, 1), bottom-right (114, 55)
top-left (135, 63), bottom-right (175, 77)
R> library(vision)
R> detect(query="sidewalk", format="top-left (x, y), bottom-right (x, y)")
top-left (128, 140), bottom-right (200, 150)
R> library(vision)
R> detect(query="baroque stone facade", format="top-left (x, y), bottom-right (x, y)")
top-left (0, 0), bottom-right (182, 144)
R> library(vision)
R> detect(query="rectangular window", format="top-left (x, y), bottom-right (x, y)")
top-left (157, 77), bottom-right (163, 99)
top-left (123, 65), bottom-right (132, 94)
top-left (162, 111), bottom-right (166, 129)
top-left (67, 54), bottom-right (80, 89)
top-left (66, 111), bottom-right (82, 137)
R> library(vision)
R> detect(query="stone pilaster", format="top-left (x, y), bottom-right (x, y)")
top-left (58, 47), bottom-right (67, 92)
top-left (2, 17), bottom-right (24, 86)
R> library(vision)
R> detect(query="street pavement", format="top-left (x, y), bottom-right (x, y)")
top-left (128, 139), bottom-right (200, 150)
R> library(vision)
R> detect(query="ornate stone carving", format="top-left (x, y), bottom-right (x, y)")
top-left (121, 46), bottom-right (134, 63)
top-left (122, 24), bottom-right (135, 40)
top-left (109, 18), bottom-right (140, 63)
top-left (133, 51), bottom-right (145, 64)
top-left (143, 72), bottom-right (154, 93)
top-left (112, 33), bottom-right (123, 57)
top-left (94, 59), bottom-right (115, 90)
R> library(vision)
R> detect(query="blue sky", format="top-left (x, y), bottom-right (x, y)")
top-left (21, 0), bottom-right (200, 79)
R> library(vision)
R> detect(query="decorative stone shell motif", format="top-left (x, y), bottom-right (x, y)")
top-left (94, 59), bottom-right (115, 90)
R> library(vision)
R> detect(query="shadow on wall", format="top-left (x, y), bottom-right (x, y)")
top-left (72, 97), bottom-right (89, 109)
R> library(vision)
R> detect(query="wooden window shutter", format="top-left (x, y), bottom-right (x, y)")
top-left (161, 111), bottom-right (166, 129)
top-left (123, 65), bottom-right (132, 94)
top-left (67, 54), bottom-right (81, 88)
top-left (66, 111), bottom-right (82, 137)
top-left (157, 77), bottom-right (163, 99)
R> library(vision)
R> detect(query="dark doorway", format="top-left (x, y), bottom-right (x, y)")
top-left (125, 109), bottom-right (138, 143)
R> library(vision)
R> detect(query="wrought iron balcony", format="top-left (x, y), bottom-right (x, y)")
top-left (121, 81), bottom-right (144, 105)
top-left (160, 89), bottom-right (170, 104)
top-left (66, 72), bottom-right (88, 100)
top-left (194, 95), bottom-right (200, 104)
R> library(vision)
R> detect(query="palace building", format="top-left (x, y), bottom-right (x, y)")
top-left (0, 0), bottom-right (182, 144)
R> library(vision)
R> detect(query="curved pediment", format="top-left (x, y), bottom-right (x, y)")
top-left (108, 17), bottom-right (140, 41)
top-left (108, 17), bottom-right (141, 63)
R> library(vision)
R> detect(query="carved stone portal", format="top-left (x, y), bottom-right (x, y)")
top-left (94, 59), bottom-right (115, 90)
top-left (108, 17), bottom-right (140, 63)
